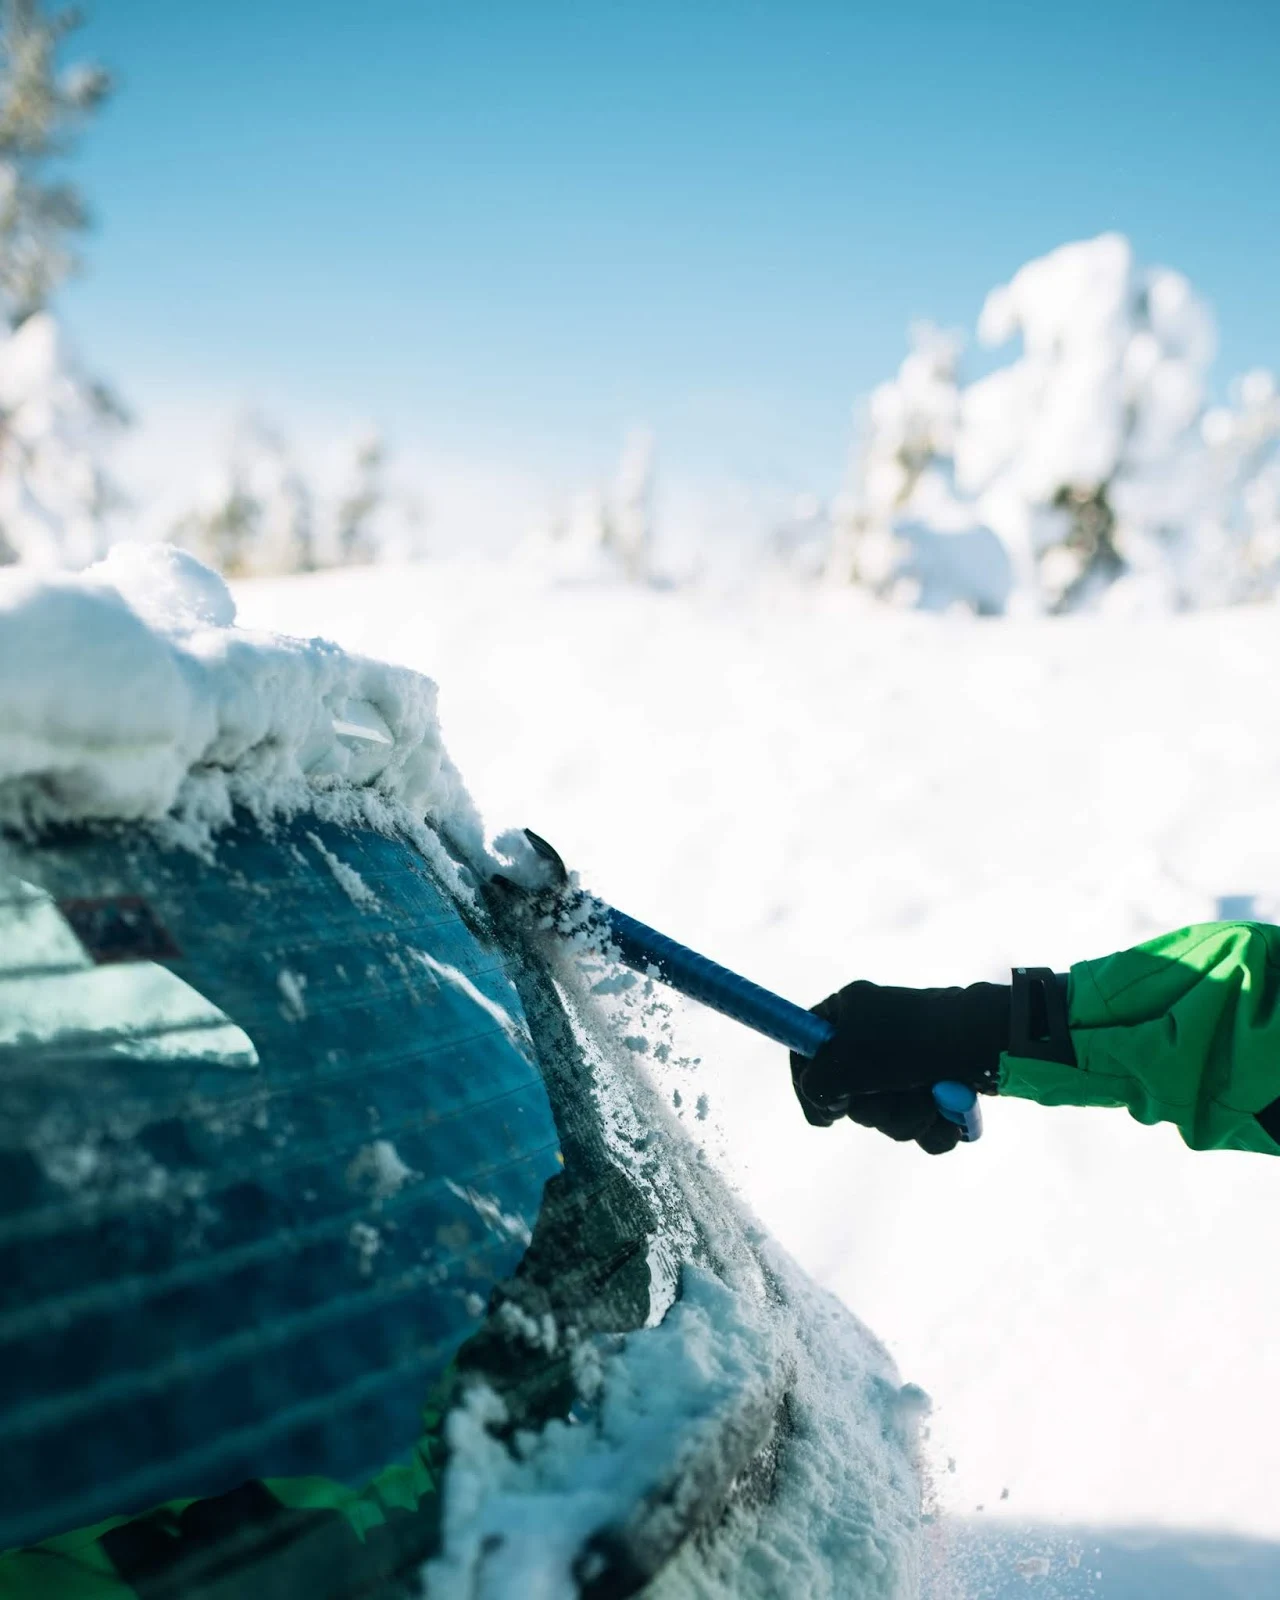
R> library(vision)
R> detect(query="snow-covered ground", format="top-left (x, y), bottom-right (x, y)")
top-left (236, 559), bottom-right (1280, 1550)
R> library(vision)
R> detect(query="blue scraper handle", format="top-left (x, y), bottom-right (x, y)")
top-left (604, 904), bottom-right (983, 1142)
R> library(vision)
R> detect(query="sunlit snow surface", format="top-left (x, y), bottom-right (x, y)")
top-left (237, 559), bottom-right (1280, 1553)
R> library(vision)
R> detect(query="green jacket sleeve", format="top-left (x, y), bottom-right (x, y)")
top-left (999, 921), bottom-right (1280, 1156)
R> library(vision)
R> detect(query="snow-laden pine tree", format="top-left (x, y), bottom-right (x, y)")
top-left (1188, 370), bottom-right (1280, 603)
top-left (528, 429), bottom-right (659, 582)
top-left (170, 422), bottom-right (419, 576)
top-left (332, 429), bottom-right (385, 567)
top-left (955, 234), bottom-right (1219, 611)
top-left (0, 0), bottom-right (108, 324)
top-left (0, 0), bottom-right (122, 568)
top-left (171, 417), bottom-right (315, 578)
top-left (0, 310), bottom-right (124, 565)
top-left (826, 323), bottom-right (963, 596)
top-left (837, 234), bottom-right (1280, 613)
top-left (604, 427), bottom-right (655, 580)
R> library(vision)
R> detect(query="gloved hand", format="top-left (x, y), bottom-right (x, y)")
top-left (789, 980), bottom-right (1012, 1154)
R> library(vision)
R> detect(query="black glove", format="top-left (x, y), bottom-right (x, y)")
top-left (790, 970), bottom-right (1074, 1153)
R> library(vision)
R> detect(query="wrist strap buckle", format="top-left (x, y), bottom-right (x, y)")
top-left (1010, 967), bottom-right (1075, 1065)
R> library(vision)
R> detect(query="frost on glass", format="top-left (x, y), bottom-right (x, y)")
top-left (0, 877), bottom-right (258, 1069)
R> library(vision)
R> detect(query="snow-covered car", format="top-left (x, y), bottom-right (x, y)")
top-left (0, 550), bottom-right (924, 1598)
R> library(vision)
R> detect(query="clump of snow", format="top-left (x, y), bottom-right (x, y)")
top-left (427, 1271), bottom-right (779, 1598)
top-left (348, 1218), bottom-right (382, 1276)
top-left (427, 1264), bottom-right (922, 1600)
top-left (0, 541), bottom-right (484, 869)
top-left (345, 1139), bottom-right (418, 1205)
top-left (497, 1301), bottom-right (560, 1355)
top-left (98, 540), bottom-right (238, 630)
top-left (444, 1179), bottom-right (534, 1248)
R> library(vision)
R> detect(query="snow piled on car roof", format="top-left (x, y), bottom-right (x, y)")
top-left (0, 542), bottom-right (485, 862)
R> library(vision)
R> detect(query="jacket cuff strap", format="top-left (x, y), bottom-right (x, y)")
top-left (1009, 967), bottom-right (1076, 1066)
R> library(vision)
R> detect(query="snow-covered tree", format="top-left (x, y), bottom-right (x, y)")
top-left (1190, 370), bottom-right (1280, 602)
top-left (0, 308), bottom-right (123, 564)
top-left (169, 420), bottom-right (426, 576)
top-left (0, 0), bottom-right (110, 327)
top-left (835, 235), bottom-right (1280, 614)
top-left (955, 234), bottom-right (1218, 611)
top-left (332, 429), bottom-right (385, 567)
top-left (770, 490), bottom-right (832, 578)
top-left (826, 322), bottom-right (963, 596)
top-left (532, 429), bottom-right (660, 582)
top-left (0, 2), bottom-right (121, 568)
top-left (604, 426), bottom-right (656, 580)
top-left (171, 417), bottom-right (314, 578)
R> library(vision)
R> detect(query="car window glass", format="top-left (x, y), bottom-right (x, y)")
top-left (0, 877), bottom-right (258, 1068)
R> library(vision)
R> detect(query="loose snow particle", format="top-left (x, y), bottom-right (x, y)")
top-left (672, 1089), bottom-right (682, 1110)
top-left (622, 1034), bottom-right (649, 1054)
top-left (496, 1302), bottom-right (559, 1353)
top-left (277, 968), bottom-right (307, 1020)
top-left (497, 1301), bottom-right (542, 1345)
top-left (445, 1179), bottom-right (533, 1246)
top-left (695, 1093), bottom-right (709, 1121)
top-left (590, 972), bottom-right (636, 996)
top-left (348, 1220), bottom-right (381, 1276)
top-left (40, 1140), bottom-right (100, 1189)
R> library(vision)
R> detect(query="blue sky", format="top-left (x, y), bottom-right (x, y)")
top-left (64, 0), bottom-right (1280, 494)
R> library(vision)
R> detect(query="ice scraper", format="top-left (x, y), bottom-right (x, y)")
top-left (504, 830), bottom-right (983, 1142)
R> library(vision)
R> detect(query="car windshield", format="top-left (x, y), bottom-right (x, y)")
top-left (0, 811), bottom-right (675, 1598)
